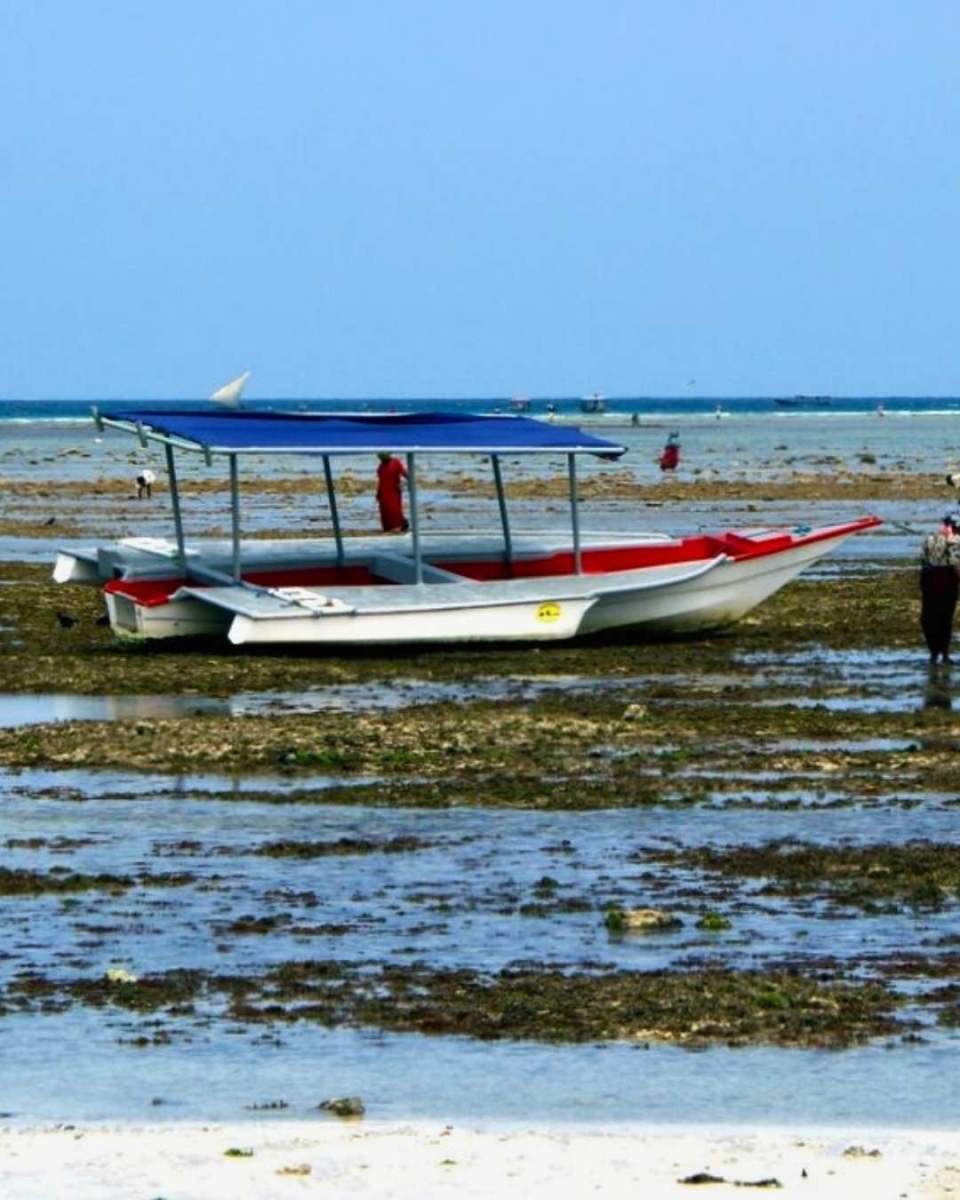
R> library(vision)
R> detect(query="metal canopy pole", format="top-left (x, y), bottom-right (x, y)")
top-left (406, 452), bottom-right (422, 584)
top-left (164, 442), bottom-right (187, 572)
top-left (322, 455), bottom-right (344, 565)
top-left (568, 453), bottom-right (582, 575)
top-left (491, 454), bottom-right (513, 572)
top-left (229, 454), bottom-right (242, 582)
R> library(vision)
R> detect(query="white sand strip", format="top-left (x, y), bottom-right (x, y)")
top-left (0, 1121), bottom-right (957, 1199)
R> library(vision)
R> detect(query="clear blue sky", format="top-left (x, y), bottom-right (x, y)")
top-left (2, 1), bottom-right (959, 399)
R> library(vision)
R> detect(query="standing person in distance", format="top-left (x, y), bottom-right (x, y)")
top-left (659, 432), bottom-right (680, 472)
top-left (376, 452), bottom-right (409, 533)
top-left (920, 513), bottom-right (960, 664)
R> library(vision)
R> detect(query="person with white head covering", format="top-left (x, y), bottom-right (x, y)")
top-left (136, 469), bottom-right (156, 500)
top-left (920, 513), bottom-right (960, 664)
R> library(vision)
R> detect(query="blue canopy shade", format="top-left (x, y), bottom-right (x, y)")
top-left (100, 409), bottom-right (626, 458)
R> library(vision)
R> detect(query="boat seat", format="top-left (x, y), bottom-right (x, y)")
top-left (370, 552), bottom-right (464, 585)
top-left (119, 536), bottom-right (196, 557)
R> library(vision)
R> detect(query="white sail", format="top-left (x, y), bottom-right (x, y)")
top-left (209, 370), bottom-right (251, 407)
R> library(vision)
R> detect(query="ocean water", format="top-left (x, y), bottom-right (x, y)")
top-left (2, 393), bottom-right (960, 422)
top-left (1, 394), bottom-right (957, 565)
top-left (4, 395), bottom-right (960, 483)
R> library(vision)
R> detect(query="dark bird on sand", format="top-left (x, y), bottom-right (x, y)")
top-left (44, 516), bottom-right (56, 526)
top-left (55, 611), bottom-right (77, 629)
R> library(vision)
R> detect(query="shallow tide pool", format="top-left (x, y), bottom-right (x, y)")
top-left (2, 767), bottom-right (959, 1128)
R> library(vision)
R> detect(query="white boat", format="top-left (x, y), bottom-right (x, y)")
top-left (209, 371), bottom-right (251, 407)
top-left (53, 409), bottom-right (880, 647)
top-left (580, 393), bottom-right (606, 414)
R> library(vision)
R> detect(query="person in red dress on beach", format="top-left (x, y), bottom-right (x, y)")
top-left (376, 452), bottom-right (409, 532)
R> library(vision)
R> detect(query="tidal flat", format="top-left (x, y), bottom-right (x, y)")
top-left (4, 434), bottom-right (960, 1090)
top-left (3, 536), bottom-right (960, 1063)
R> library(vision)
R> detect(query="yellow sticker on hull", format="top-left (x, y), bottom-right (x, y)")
top-left (537, 602), bottom-right (561, 623)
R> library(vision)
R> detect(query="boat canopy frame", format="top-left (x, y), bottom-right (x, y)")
top-left (93, 407), bottom-right (627, 591)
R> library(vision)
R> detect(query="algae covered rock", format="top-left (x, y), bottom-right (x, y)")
top-left (695, 911), bottom-right (732, 931)
top-left (319, 1096), bottom-right (365, 1118)
top-left (604, 906), bottom-right (683, 933)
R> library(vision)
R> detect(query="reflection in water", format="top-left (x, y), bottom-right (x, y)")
top-left (1, 647), bottom-right (953, 726)
top-left (924, 664), bottom-right (953, 710)
top-left (0, 693), bottom-right (227, 727)
top-left (0, 678), bottom-right (677, 728)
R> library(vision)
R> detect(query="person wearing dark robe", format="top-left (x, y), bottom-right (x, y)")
top-left (920, 515), bottom-right (960, 664)
top-left (376, 452), bottom-right (408, 533)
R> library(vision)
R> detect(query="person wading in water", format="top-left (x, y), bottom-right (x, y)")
top-left (659, 432), bottom-right (680, 471)
top-left (375, 452), bottom-right (409, 533)
top-left (920, 514), bottom-right (960, 664)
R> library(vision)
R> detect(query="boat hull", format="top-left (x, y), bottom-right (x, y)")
top-left (59, 518), bottom-right (881, 647)
top-left (104, 589), bottom-right (232, 640)
top-left (227, 594), bottom-right (594, 646)
top-left (579, 532), bottom-right (851, 636)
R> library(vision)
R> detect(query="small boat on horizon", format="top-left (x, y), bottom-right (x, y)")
top-left (774, 395), bottom-right (832, 408)
top-left (580, 393), bottom-right (606, 414)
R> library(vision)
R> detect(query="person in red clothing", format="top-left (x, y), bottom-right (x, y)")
top-left (376, 452), bottom-right (409, 533)
top-left (658, 431), bottom-right (680, 471)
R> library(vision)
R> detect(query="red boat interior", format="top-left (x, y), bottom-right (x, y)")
top-left (102, 527), bottom-right (834, 609)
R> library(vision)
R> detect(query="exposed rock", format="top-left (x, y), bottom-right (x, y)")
top-left (604, 906), bottom-right (683, 933)
top-left (319, 1096), bottom-right (365, 1118)
top-left (104, 967), bottom-right (138, 984)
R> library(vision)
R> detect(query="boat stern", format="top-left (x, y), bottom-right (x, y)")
top-left (52, 550), bottom-right (102, 584)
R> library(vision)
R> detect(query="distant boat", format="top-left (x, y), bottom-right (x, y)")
top-left (510, 397), bottom-right (532, 413)
top-left (209, 371), bottom-right (251, 407)
top-left (774, 395), bottom-right (832, 408)
top-left (580, 393), bottom-right (606, 414)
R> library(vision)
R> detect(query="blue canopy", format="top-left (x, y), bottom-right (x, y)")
top-left (101, 409), bottom-right (625, 458)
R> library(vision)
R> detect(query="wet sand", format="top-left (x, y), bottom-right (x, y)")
top-left (0, 464), bottom-right (951, 542)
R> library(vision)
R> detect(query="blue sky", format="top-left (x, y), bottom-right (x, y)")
top-left (1, 1), bottom-right (959, 399)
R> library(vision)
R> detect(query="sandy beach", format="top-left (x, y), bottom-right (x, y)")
top-left (0, 1120), bottom-right (957, 1199)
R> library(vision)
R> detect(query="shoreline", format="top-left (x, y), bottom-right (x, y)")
top-left (1, 1118), bottom-right (956, 1198)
